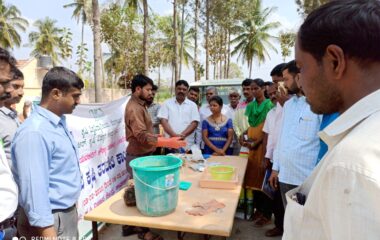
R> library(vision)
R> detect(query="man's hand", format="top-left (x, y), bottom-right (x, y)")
top-left (269, 170), bottom-right (279, 190)
top-left (263, 158), bottom-right (271, 169)
top-left (157, 137), bottom-right (186, 149)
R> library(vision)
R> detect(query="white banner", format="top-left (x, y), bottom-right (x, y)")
top-left (66, 96), bottom-right (130, 239)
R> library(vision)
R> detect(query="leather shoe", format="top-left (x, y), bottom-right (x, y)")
top-left (265, 227), bottom-right (283, 237)
top-left (253, 217), bottom-right (271, 227)
top-left (250, 210), bottom-right (263, 222)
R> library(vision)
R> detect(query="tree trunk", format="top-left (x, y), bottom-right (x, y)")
top-left (224, 29), bottom-right (228, 79)
top-left (213, 63), bottom-right (216, 80)
top-left (92, 0), bottom-right (102, 103)
top-left (143, 0), bottom-right (149, 75)
top-left (179, 1), bottom-right (186, 79)
top-left (193, 0), bottom-right (199, 81)
top-left (173, 0), bottom-right (179, 82)
top-left (79, 20), bottom-right (85, 73)
top-left (219, 57), bottom-right (222, 80)
top-left (220, 30), bottom-right (224, 79)
top-left (205, 0), bottom-right (210, 80)
top-left (157, 65), bottom-right (161, 102)
top-left (227, 30), bottom-right (231, 78)
top-left (100, 52), bottom-right (106, 87)
top-left (249, 60), bottom-right (253, 78)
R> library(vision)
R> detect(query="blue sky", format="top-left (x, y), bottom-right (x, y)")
top-left (9, 0), bottom-right (302, 84)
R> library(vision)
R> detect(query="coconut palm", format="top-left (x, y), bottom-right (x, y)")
top-left (156, 15), bottom-right (193, 69)
top-left (63, 0), bottom-right (91, 46)
top-left (64, 0), bottom-right (92, 72)
top-left (231, 0), bottom-right (280, 77)
top-left (28, 17), bottom-right (63, 65)
top-left (0, 0), bottom-right (29, 49)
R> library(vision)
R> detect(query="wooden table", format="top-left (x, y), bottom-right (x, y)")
top-left (84, 155), bottom-right (248, 239)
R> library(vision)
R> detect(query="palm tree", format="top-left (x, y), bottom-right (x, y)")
top-left (63, 0), bottom-right (90, 45)
top-left (122, 0), bottom-right (149, 74)
top-left (231, 0), bottom-right (280, 78)
top-left (142, 0), bottom-right (148, 74)
top-left (28, 17), bottom-right (63, 65)
top-left (193, 0), bottom-right (200, 81)
top-left (156, 15), bottom-right (193, 89)
top-left (0, 0), bottom-right (29, 49)
top-left (92, 0), bottom-right (102, 102)
top-left (178, 0), bottom-right (187, 79)
top-left (63, 0), bottom-right (92, 69)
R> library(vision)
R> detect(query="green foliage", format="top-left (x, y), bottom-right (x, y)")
top-left (100, 3), bottom-right (144, 88)
top-left (228, 62), bottom-right (243, 78)
top-left (63, 0), bottom-right (90, 25)
top-left (295, 0), bottom-right (330, 17)
top-left (0, 0), bottom-right (29, 49)
top-left (76, 43), bottom-right (88, 75)
top-left (231, 0), bottom-right (280, 77)
top-left (28, 17), bottom-right (70, 65)
top-left (59, 27), bottom-right (73, 60)
top-left (279, 31), bottom-right (296, 62)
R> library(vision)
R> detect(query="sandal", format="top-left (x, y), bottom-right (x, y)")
top-left (122, 226), bottom-right (149, 237)
top-left (138, 231), bottom-right (164, 240)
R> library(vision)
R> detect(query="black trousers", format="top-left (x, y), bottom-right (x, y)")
top-left (273, 188), bottom-right (285, 229)
top-left (254, 190), bottom-right (272, 219)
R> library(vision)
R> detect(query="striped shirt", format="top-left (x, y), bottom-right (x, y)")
top-left (272, 95), bottom-right (321, 186)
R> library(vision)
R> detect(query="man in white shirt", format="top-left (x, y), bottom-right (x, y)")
top-left (262, 66), bottom-right (287, 237)
top-left (158, 80), bottom-right (200, 152)
top-left (225, 88), bottom-right (240, 120)
top-left (283, 1), bottom-right (380, 239)
top-left (0, 47), bottom-right (18, 240)
top-left (226, 88), bottom-right (240, 155)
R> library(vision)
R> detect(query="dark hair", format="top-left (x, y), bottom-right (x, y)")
top-left (42, 67), bottom-right (84, 98)
top-left (270, 63), bottom-right (286, 77)
top-left (252, 78), bottom-right (265, 88)
top-left (11, 66), bottom-right (24, 80)
top-left (175, 80), bottom-right (189, 88)
top-left (209, 95), bottom-right (223, 106)
top-left (131, 74), bottom-right (153, 93)
top-left (242, 78), bottom-right (253, 87)
top-left (0, 47), bottom-right (16, 66)
top-left (265, 81), bottom-right (274, 87)
top-left (152, 84), bottom-right (158, 91)
top-left (282, 60), bottom-right (300, 76)
top-left (299, 0), bottom-right (380, 64)
top-left (189, 86), bottom-right (200, 93)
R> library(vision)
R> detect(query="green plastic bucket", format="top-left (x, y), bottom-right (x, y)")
top-left (129, 155), bottom-right (183, 216)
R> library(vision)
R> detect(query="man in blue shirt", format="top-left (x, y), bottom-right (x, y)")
top-left (269, 60), bottom-right (321, 207)
top-left (12, 67), bottom-right (84, 239)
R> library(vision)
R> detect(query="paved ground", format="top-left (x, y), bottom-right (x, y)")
top-left (98, 213), bottom-right (282, 240)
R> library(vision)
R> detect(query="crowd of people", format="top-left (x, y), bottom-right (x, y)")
top-left (1, 0), bottom-right (380, 239)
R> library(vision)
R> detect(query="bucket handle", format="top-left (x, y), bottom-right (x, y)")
top-left (134, 173), bottom-right (178, 191)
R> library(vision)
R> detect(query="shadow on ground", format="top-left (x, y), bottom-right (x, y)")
top-left (98, 214), bottom-right (282, 240)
